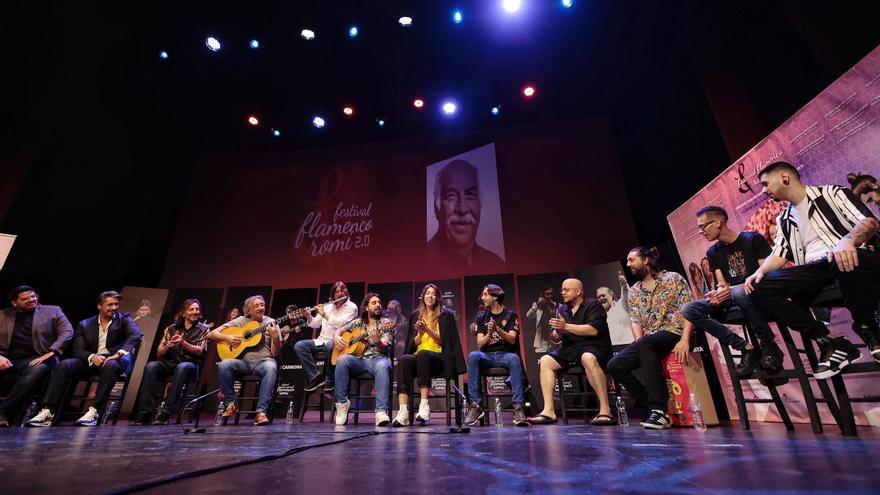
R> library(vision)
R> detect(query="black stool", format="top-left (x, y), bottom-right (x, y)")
top-left (224, 373), bottom-right (278, 425)
top-left (299, 351), bottom-right (330, 423)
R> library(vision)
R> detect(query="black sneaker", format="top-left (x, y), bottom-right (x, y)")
top-left (323, 382), bottom-right (335, 392)
top-left (814, 337), bottom-right (861, 379)
top-left (152, 411), bottom-right (171, 425)
top-left (129, 412), bottom-right (152, 426)
top-left (463, 403), bottom-right (484, 426)
top-left (512, 404), bottom-right (529, 427)
top-left (734, 348), bottom-right (762, 377)
top-left (760, 341), bottom-right (784, 374)
top-left (640, 409), bottom-right (672, 430)
top-left (852, 323), bottom-right (880, 364)
top-left (304, 376), bottom-right (325, 392)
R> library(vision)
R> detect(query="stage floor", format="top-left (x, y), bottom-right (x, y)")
top-left (2, 415), bottom-right (878, 494)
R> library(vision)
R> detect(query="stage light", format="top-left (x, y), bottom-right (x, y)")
top-left (502, 0), bottom-right (522, 13)
top-left (249, 39), bottom-right (260, 49)
top-left (272, 129), bottom-right (281, 137)
top-left (523, 85), bottom-right (536, 97)
top-left (312, 116), bottom-right (325, 128)
top-left (205, 37), bottom-right (221, 51)
top-left (398, 16), bottom-right (413, 27)
top-left (491, 106), bottom-right (500, 116)
top-left (343, 106), bottom-right (354, 116)
top-left (377, 119), bottom-right (386, 127)
top-left (247, 115), bottom-right (259, 126)
top-left (301, 29), bottom-right (316, 40)
top-left (348, 26), bottom-right (359, 38)
top-left (452, 10), bottom-right (463, 24)
top-left (442, 102), bottom-right (457, 115)
top-left (561, 0), bottom-right (573, 7)
top-left (413, 98), bottom-right (425, 109)
top-left (159, 51), bottom-right (169, 60)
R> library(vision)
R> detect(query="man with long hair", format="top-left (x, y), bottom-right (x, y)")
top-left (297, 281), bottom-right (358, 393)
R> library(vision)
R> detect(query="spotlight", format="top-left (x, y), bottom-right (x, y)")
top-left (442, 102), bottom-right (457, 115)
top-left (159, 51), bottom-right (169, 60)
top-left (523, 85), bottom-right (536, 97)
top-left (249, 39), bottom-right (260, 49)
top-left (377, 119), bottom-right (386, 127)
top-left (205, 37), bottom-right (221, 51)
top-left (398, 16), bottom-right (413, 27)
top-left (413, 98), bottom-right (425, 109)
top-left (272, 129), bottom-right (281, 137)
top-left (452, 10), bottom-right (463, 24)
top-left (343, 106), bottom-right (354, 116)
top-left (348, 26), bottom-right (359, 38)
top-left (561, 0), bottom-right (573, 7)
top-left (502, 0), bottom-right (522, 13)
top-left (491, 106), bottom-right (500, 116)
top-left (312, 116), bottom-right (325, 128)
top-left (247, 115), bottom-right (260, 126)
top-left (301, 29), bottom-right (316, 40)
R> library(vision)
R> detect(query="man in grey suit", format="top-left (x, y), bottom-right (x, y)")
top-left (0, 286), bottom-right (74, 426)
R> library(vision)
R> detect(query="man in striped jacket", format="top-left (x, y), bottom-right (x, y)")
top-left (745, 161), bottom-right (880, 379)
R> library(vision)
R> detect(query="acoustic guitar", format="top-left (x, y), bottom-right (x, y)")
top-left (331, 320), bottom-right (397, 365)
top-left (216, 297), bottom-right (346, 361)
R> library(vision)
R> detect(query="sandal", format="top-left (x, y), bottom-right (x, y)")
top-left (527, 414), bottom-right (558, 425)
top-left (590, 413), bottom-right (615, 426)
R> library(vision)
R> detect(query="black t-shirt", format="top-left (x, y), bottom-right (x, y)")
top-left (706, 231), bottom-right (771, 286)
top-left (559, 298), bottom-right (611, 350)
top-left (9, 310), bottom-right (37, 360)
top-left (475, 307), bottom-right (519, 354)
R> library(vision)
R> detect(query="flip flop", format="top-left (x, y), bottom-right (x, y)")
top-left (527, 414), bottom-right (558, 425)
top-left (590, 413), bottom-right (615, 426)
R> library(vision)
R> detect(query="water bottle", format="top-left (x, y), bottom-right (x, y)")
top-left (615, 396), bottom-right (629, 427)
top-left (494, 397), bottom-right (502, 426)
top-left (286, 401), bottom-right (295, 424)
top-left (20, 401), bottom-right (38, 427)
top-left (104, 400), bottom-right (117, 424)
top-left (214, 400), bottom-right (225, 425)
top-left (690, 393), bottom-right (707, 432)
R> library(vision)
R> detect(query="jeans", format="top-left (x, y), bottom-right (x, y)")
top-left (217, 359), bottom-right (277, 413)
top-left (681, 285), bottom-right (776, 349)
top-left (0, 356), bottom-right (57, 417)
top-left (334, 354), bottom-right (392, 412)
top-left (466, 351), bottom-right (525, 405)
top-left (607, 331), bottom-right (680, 412)
top-left (294, 339), bottom-right (335, 388)
top-left (136, 360), bottom-right (199, 415)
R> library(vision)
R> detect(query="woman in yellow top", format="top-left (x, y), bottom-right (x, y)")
top-left (392, 284), bottom-right (465, 427)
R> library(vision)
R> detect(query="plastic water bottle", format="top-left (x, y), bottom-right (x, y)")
top-left (20, 401), bottom-right (38, 427)
top-left (494, 397), bottom-right (502, 426)
top-left (214, 400), bottom-right (225, 425)
top-left (616, 396), bottom-right (629, 427)
top-left (690, 393), bottom-right (707, 432)
top-left (104, 400), bottom-right (117, 424)
top-left (286, 401), bottom-right (295, 424)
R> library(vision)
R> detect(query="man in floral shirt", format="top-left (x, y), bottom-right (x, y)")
top-left (607, 247), bottom-right (694, 430)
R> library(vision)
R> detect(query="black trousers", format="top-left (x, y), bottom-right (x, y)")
top-left (42, 357), bottom-right (129, 412)
top-left (396, 351), bottom-right (444, 395)
top-left (607, 331), bottom-right (680, 412)
top-left (750, 249), bottom-right (880, 340)
top-left (0, 356), bottom-right (57, 417)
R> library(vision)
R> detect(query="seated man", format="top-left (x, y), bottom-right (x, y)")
top-left (333, 293), bottom-right (394, 426)
top-left (607, 247), bottom-right (693, 430)
top-left (0, 286), bottom-right (73, 426)
top-left (528, 278), bottom-right (614, 426)
top-left (132, 298), bottom-right (209, 425)
top-left (681, 206), bottom-right (784, 375)
top-left (296, 281), bottom-right (358, 393)
top-left (746, 161), bottom-right (880, 377)
top-left (27, 291), bottom-right (142, 427)
top-left (209, 295), bottom-right (280, 426)
top-left (463, 284), bottom-right (528, 427)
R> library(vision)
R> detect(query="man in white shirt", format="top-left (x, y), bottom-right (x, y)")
top-left (295, 281), bottom-right (358, 393)
top-left (597, 271), bottom-right (633, 346)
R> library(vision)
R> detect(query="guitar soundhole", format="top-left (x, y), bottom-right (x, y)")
top-left (243, 332), bottom-right (252, 339)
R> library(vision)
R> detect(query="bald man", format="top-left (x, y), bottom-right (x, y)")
top-left (528, 278), bottom-right (614, 425)
top-left (427, 159), bottom-right (505, 274)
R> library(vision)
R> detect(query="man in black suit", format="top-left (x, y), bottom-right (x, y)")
top-left (27, 291), bottom-right (142, 427)
top-left (0, 286), bottom-right (74, 426)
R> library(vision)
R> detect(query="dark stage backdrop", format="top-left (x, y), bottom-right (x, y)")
top-left (159, 122), bottom-right (637, 291)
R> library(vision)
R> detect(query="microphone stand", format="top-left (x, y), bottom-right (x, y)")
top-left (449, 382), bottom-right (470, 434)
top-left (182, 388), bottom-right (221, 434)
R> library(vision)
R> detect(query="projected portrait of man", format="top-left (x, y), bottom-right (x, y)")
top-left (427, 159), bottom-right (505, 274)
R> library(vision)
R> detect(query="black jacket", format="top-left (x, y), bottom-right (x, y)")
top-left (73, 312), bottom-right (143, 370)
top-left (402, 309), bottom-right (466, 378)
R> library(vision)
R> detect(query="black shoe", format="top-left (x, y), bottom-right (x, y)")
top-left (129, 412), bottom-right (152, 426)
top-left (640, 409), bottom-right (672, 430)
top-left (463, 403), bottom-right (484, 426)
top-left (815, 337), bottom-right (861, 379)
top-left (323, 383), bottom-right (335, 392)
top-left (852, 323), bottom-right (880, 364)
top-left (0, 415), bottom-right (9, 427)
top-left (734, 347), bottom-right (762, 377)
top-left (151, 411), bottom-right (171, 425)
top-left (304, 376), bottom-right (325, 392)
top-left (760, 341), bottom-right (784, 374)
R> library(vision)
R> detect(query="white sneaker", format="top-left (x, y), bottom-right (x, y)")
top-left (75, 407), bottom-right (100, 426)
top-left (415, 400), bottom-right (431, 424)
top-left (335, 400), bottom-right (351, 426)
top-left (391, 408), bottom-right (410, 427)
top-left (25, 408), bottom-right (54, 427)
top-left (375, 410), bottom-right (391, 427)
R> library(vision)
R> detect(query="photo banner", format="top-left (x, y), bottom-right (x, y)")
top-left (668, 44), bottom-right (880, 426)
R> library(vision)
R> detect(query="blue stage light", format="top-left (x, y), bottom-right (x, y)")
top-left (398, 16), bottom-right (413, 27)
top-left (377, 119), bottom-right (386, 127)
top-left (348, 26), bottom-right (359, 38)
top-left (159, 51), bottom-right (169, 60)
top-left (272, 129), bottom-right (281, 137)
top-left (561, 0), bottom-right (573, 8)
top-left (502, 0), bottom-right (522, 13)
top-left (452, 10), bottom-right (463, 24)
top-left (249, 39), bottom-right (260, 49)
top-left (205, 37), bottom-right (221, 51)
top-left (442, 102), bottom-right (457, 115)
top-left (312, 116), bottom-right (325, 128)
top-left (491, 106), bottom-right (500, 116)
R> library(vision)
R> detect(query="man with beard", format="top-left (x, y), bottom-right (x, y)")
top-left (297, 281), bottom-right (359, 393)
top-left (27, 291), bottom-right (142, 427)
top-left (596, 272), bottom-right (633, 346)
top-left (607, 248), bottom-right (693, 430)
top-left (0, 286), bottom-right (73, 426)
top-left (427, 160), bottom-right (505, 274)
top-left (528, 278), bottom-right (614, 426)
